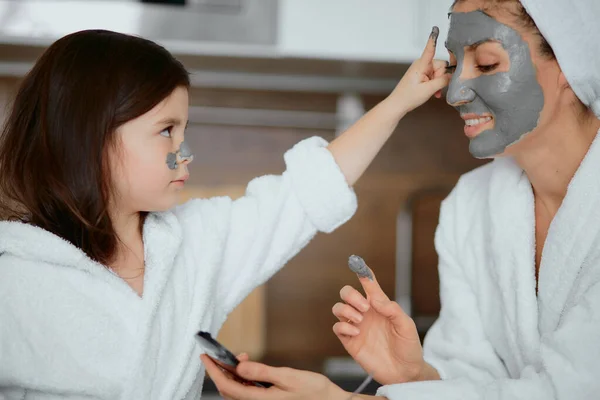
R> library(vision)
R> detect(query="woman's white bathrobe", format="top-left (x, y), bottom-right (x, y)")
top-left (378, 131), bottom-right (600, 400)
top-left (0, 137), bottom-right (357, 400)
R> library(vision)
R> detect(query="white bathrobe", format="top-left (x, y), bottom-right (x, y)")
top-left (0, 137), bottom-right (357, 400)
top-left (377, 130), bottom-right (600, 400)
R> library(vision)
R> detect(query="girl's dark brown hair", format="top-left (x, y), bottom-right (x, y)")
top-left (451, 0), bottom-right (555, 59)
top-left (0, 29), bottom-right (190, 265)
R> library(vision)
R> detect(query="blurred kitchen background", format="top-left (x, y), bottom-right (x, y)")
top-left (0, 0), bottom-right (487, 396)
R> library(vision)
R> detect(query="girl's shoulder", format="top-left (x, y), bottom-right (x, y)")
top-left (166, 195), bottom-right (235, 240)
top-left (0, 252), bottom-right (49, 305)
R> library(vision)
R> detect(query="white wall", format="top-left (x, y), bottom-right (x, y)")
top-left (0, 0), bottom-right (454, 62)
top-left (278, 0), bottom-right (453, 62)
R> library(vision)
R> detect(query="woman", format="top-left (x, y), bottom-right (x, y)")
top-left (203, 0), bottom-right (600, 399)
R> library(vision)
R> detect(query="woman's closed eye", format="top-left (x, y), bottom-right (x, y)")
top-left (445, 63), bottom-right (499, 75)
top-left (477, 63), bottom-right (499, 73)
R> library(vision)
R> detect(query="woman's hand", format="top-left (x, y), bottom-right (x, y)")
top-left (201, 354), bottom-right (350, 400)
top-left (386, 26), bottom-right (450, 113)
top-left (332, 261), bottom-right (440, 385)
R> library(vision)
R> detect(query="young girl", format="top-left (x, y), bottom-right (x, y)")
top-left (0, 29), bottom-right (448, 399)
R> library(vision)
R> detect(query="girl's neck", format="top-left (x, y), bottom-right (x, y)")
top-left (112, 210), bottom-right (142, 247)
top-left (109, 208), bottom-right (144, 266)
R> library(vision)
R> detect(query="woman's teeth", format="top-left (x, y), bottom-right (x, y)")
top-left (465, 116), bottom-right (492, 126)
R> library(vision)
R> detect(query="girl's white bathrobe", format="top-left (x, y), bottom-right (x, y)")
top-left (378, 131), bottom-right (600, 400)
top-left (0, 137), bottom-right (357, 400)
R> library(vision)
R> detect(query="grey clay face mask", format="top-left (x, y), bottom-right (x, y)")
top-left (446, 10), bottom-right (545, 158)
top-left (166, 140), bottom-right (194, 170)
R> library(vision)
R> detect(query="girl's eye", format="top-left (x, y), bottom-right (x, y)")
top-left (445, 65), bottom-right (457, 74)
top-left (159, 126), bottom-right (173, 138)
top-left (477, 63), bottom-right (499, 73)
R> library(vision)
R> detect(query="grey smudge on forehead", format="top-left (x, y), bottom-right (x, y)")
top-left (348, 255), bottom-right (373, 280)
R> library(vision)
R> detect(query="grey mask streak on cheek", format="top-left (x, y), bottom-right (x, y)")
top-left (166, 139), bottom-right (194, 170)
top-left (446, 10), bottom-right (545, 158)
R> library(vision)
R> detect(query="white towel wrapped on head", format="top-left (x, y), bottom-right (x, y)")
top-left (521, 0), bottom-right (600, 117)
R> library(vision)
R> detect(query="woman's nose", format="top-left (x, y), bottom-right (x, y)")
top-left (446, 77), bottom-right (477, 107)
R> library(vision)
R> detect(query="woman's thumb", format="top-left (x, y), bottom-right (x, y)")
top-left (371, 297), bottom-right (408, 326)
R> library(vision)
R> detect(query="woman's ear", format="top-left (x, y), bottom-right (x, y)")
top-left (558, 70), bottom-right (570, 90)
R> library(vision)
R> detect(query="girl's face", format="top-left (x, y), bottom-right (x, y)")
top-left (447, 0), bottom-right (566, 159)
top-left (109, 86), bottom-right (192, 215)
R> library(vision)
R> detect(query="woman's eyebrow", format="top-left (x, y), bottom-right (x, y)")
top-left (469, 38), bottom-right (499, 50)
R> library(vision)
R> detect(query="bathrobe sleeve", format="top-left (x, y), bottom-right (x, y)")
top-left (376, 187), bottom-right (600, 400)
top-left (183, 137), bottom-right (357, 315)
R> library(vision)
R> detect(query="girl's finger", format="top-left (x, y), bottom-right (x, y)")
top-left (422, 73), bottom-right (451, 94)
top-left (420, 26), bottom-right (440, 63)
top-left (201, 355), bottom-right (269, 400)
top-left (433, 59), bottom-right (450, 74)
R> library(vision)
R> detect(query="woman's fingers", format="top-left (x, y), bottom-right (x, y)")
top-left (332, 302), bottom-right (364, 323)
top-left (339, 285), bottom-right (370, 312)
top-left (370, 296), bottom-right (412, 331)
top-left (355, 270), bottom-right (390, 304)
top-left (333, 321), bottom-right (360, 337)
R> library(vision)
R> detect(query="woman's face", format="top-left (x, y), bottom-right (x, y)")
top-left (447, 0), bottom-right (564, 159)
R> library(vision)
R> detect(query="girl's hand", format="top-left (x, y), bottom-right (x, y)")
top-left (201, 355), bottom-right (349, 400)
top-left (387, 26), bottom-right (450, 113)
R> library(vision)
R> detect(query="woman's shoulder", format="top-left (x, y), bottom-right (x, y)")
top-left (455, 161), bottom-right (496, 195)
top-left (442, 161), bottom-right (497, 214)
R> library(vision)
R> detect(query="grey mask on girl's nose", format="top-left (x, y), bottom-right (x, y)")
top-left (166, 140), bottom-right (194, 170)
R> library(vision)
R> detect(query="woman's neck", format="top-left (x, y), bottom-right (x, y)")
top-left (513, 115), bottom-right (600, 215)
